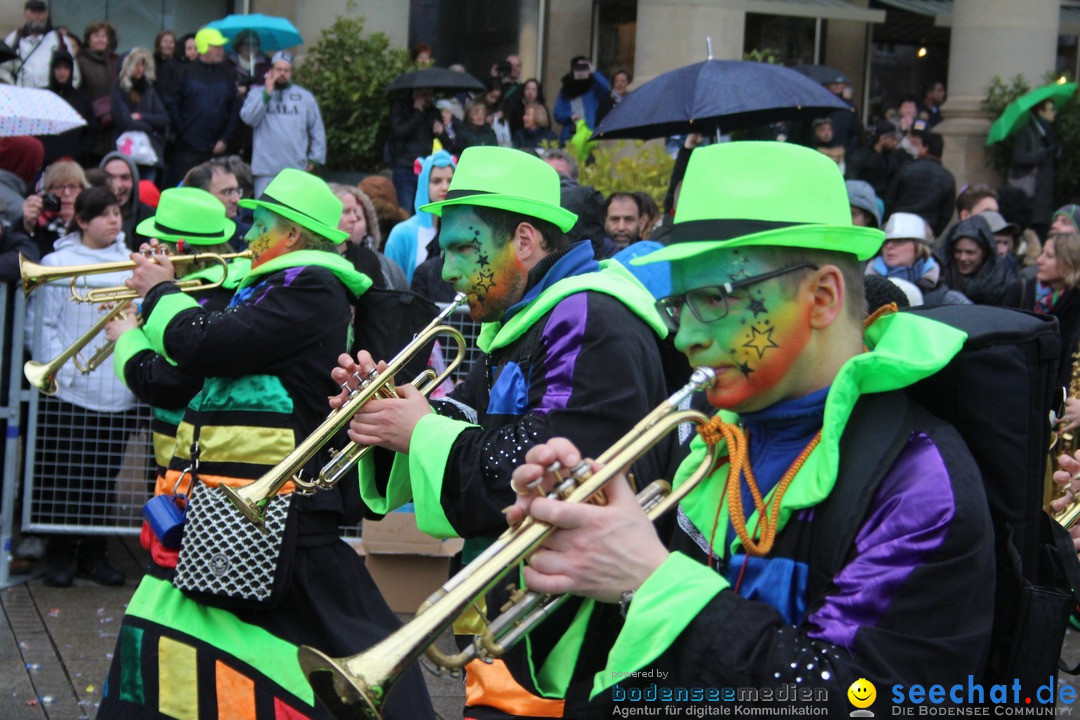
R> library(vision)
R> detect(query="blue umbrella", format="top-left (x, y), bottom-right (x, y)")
top-left (594, 59), bottom-right (852, 140)
top-left (206, 13), bottom-right (302, 53)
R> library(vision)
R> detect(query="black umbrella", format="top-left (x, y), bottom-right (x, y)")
top-left (792, 63), bottom-right (849, 86)
top-left (0, 42), bottom-right (16, 64)
top-left (387, 67), bottom-right (484, 92)
top-left (593, 60), bottom-right (851, 141)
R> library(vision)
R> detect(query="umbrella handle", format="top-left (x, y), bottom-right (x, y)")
top-left (706, 37), bottom-right (713, 61)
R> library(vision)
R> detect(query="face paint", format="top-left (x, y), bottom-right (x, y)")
top-left (671, 248), bottom-right (814, 413)
top-left (245, 207), bottom-right (293, 268)
top-left (440, 206), bottom-right (526, 322)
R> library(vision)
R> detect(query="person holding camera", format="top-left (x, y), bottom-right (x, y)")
top-left (553, 55), bottom-right (610, 145)
top-left (11, 159), bottom-right (89, 258)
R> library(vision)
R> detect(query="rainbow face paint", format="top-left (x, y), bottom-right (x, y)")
top-left (440, 206), bottom-right (526, 322)
top-left (671, 248), bottom-right (813, 412)
top-left (244, 207), bottom-right (292, 268)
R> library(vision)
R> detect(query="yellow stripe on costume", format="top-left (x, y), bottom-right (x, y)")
top-left (174, 423), bottom-right (294, 465)
top-left (158, 636), bottom-right (198, 720)
top-left (153, 431), bottom-right (178, 469)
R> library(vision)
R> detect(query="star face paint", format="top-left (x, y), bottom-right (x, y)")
top-left (670, 248), bottom-right (814, 413)
top-left (440, 206), bottom-right (526, 322)
top-left (245, 207), bottom-right (293, 268)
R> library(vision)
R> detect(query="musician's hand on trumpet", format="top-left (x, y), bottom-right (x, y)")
top-left (124, 242), bottom-right (175, 298)
top-left (330, 349), bottom-right (432, 454)
top-left (103, 301), bottom-right (138, 341)
top-left (1051, 451), bottom-right (1080, 552)
top-left (509, 437), bottom-right (670, 604)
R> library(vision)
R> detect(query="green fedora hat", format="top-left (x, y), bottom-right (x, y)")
top-left (419, 146), bottom-right (578, 232)
top-left (635, 142), bottom-right (884, 264)
top-left (136, 187), bottom-right (236, 245)
top-left (239, 168), bottom-right (349, 244)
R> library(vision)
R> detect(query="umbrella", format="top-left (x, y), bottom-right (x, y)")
top-left (0, 85), bottom-right (87, 137)
top-left (986, 81), bottom-right (1077, 146)
top-left (207, 13), bottom-right (302, 74)
top-left (387, 67), bottom-right (484, 92)
top-left (593, 59), bottom-right (851, 140)
top-left (792, 63), bottom-right (850, 86)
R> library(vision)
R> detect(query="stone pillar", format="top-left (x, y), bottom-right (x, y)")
top-left (937, 0), bottom-right (1058, 192)
top-left (633, 0), bottom-right (746, 85)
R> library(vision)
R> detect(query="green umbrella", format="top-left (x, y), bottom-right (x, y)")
top-left (986, 81), bottom-right (1077, 146)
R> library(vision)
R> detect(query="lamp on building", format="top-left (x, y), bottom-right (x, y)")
top-left (917, 46), bottom-right (928, 58)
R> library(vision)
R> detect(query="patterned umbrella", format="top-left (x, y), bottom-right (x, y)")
top-left (0, 85), bottom-right (87, 137)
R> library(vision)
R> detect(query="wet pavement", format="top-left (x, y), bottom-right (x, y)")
top-left (0, 536), bottom-right (465, 720)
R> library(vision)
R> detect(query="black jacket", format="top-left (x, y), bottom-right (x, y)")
top-left (1022, 280), bottom-right (1080, 391)
top-left (388, 99), bottom-right (437, 169)
top-left (885, 156), bottom-right (956, 237)
top-left (110, 81), bottom-right (169, 168)
top-left (845, 144), bottom-right (896, 197)
top-left (1010, 116), bottom-right (1058, 227)
top-left (164, 59), bottom-right (240, 153)
top-left (941, 215), bottom-right (1021, 308)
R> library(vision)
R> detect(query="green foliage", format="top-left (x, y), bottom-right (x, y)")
top-left (742, 48), bottom-right (781, 65)
top-left (579, 141), bottom-right (674, 208)
top-left (294, 14), bottom-right (412, 172)
top-left (983, 71), bottom-right (1080, 205)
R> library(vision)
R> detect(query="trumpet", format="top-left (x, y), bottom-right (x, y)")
top-left (221, 294), bottom-right (471, 529)
top-left (19, 250), bottom-right (250, 302)
top-left (24, 302), bottom-right (131, 395)
top-left (297, 367), bottom-right (717, 720)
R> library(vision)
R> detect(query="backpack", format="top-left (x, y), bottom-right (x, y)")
top-left (350, 287), bottom-right (442, 385)
top-left (810, 304), bottom-right (1080, 700)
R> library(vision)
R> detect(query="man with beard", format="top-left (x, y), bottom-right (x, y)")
top-left (240, 51), bottom-right (326, 196)
top-left (0, 0), bottom-right (80, 88)
top-left (605, 191), bottom-right (643, 250)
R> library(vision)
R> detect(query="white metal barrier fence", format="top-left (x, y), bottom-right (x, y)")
top-left (0, 284), bottom-right (482, 586)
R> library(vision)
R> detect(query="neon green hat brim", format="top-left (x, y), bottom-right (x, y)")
top-left (420, 193), bottom-right (578, 233)
top-left (239, 198), bottom-right (349, 244)
top-left (135, 216), bottom-right (236, 246)
top-left (632, 224), bottom-right (884, 265)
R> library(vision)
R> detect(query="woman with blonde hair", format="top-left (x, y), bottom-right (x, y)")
top-left (14, 160), bottom-right (90, 257)
top-left (110, 47), bottom-right (167, 181)
top-left (1027, 233), bottom-right (1080, 433)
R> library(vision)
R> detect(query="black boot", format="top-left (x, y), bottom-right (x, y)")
top-left (76, 536), bottom-right (125, 587)
top-left (43, 536), bottom-right (75, 588)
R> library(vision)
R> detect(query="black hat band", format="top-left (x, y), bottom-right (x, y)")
top-left (151, 220), bottom-right (225, 238)
top-left (669, 219), bottom-right (805, 245)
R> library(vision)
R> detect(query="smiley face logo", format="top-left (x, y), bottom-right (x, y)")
top-left (847, 678), bottom-right (876, 709)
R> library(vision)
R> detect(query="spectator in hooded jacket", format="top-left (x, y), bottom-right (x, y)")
top-left (553, 55), bottom-right (610, 145)
top-left (942, 214), bottom-right (1021, 307)
top-left (865, 212), bottom-right (969, 307)
top-left (99, 151), bottom-right (153, 250)
top-left (0, 0), bottom-right (80, 88)
top-left (240, 51), bottom-right (326, 196)
top-left (40, 47), bottom-right (97, 167)
top-left (163, 27), bottom-right (240, 187)
top-left (110, 47), bottom-right (169, 183)
top-left (383, 150), bottom-right (456, 283)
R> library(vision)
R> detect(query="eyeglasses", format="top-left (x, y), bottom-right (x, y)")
top-left (218, 187), bottom-right (242, 198)
top-left (47, 183), bottom-right (82, 195)
top-left (656, 263), bottom-right (819, 330)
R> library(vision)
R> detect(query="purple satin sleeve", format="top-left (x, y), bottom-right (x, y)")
top-left (805, 432), bottom-right (955, 650)
top-left (533, 292), bottom-right (587, 415)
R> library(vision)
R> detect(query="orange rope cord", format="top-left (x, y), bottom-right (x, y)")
top-left (698, 416), bottom-right (822, 558)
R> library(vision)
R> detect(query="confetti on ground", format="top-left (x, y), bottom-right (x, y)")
top-left (48, 608), bottom-right (60, 617)
top-left (85, 684), bottom-right (95, 693)
top-left (25, 699), bottom-right (37, 707)
top-left (39, 695), bottom-right (55, 704)
top-left (25, 662), bottom-right (41, 670)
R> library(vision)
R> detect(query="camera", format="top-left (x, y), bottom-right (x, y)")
top-left (496, 60), bottom-right (512, 76)
top-left (41, 192), bottom-right (61, 213)
top-left (572, 59), bottom-right (590, 72)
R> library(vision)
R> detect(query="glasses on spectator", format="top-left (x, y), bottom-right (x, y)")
top-left (656, 264), bottom-right (818, 330)
top-left (218, 187), bottom-right (242, 198)
top-left (47, 183), bottom-right (82, 195)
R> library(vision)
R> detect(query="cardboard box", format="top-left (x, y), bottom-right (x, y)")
top-left (355, 510), bottom-right (464, 613)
